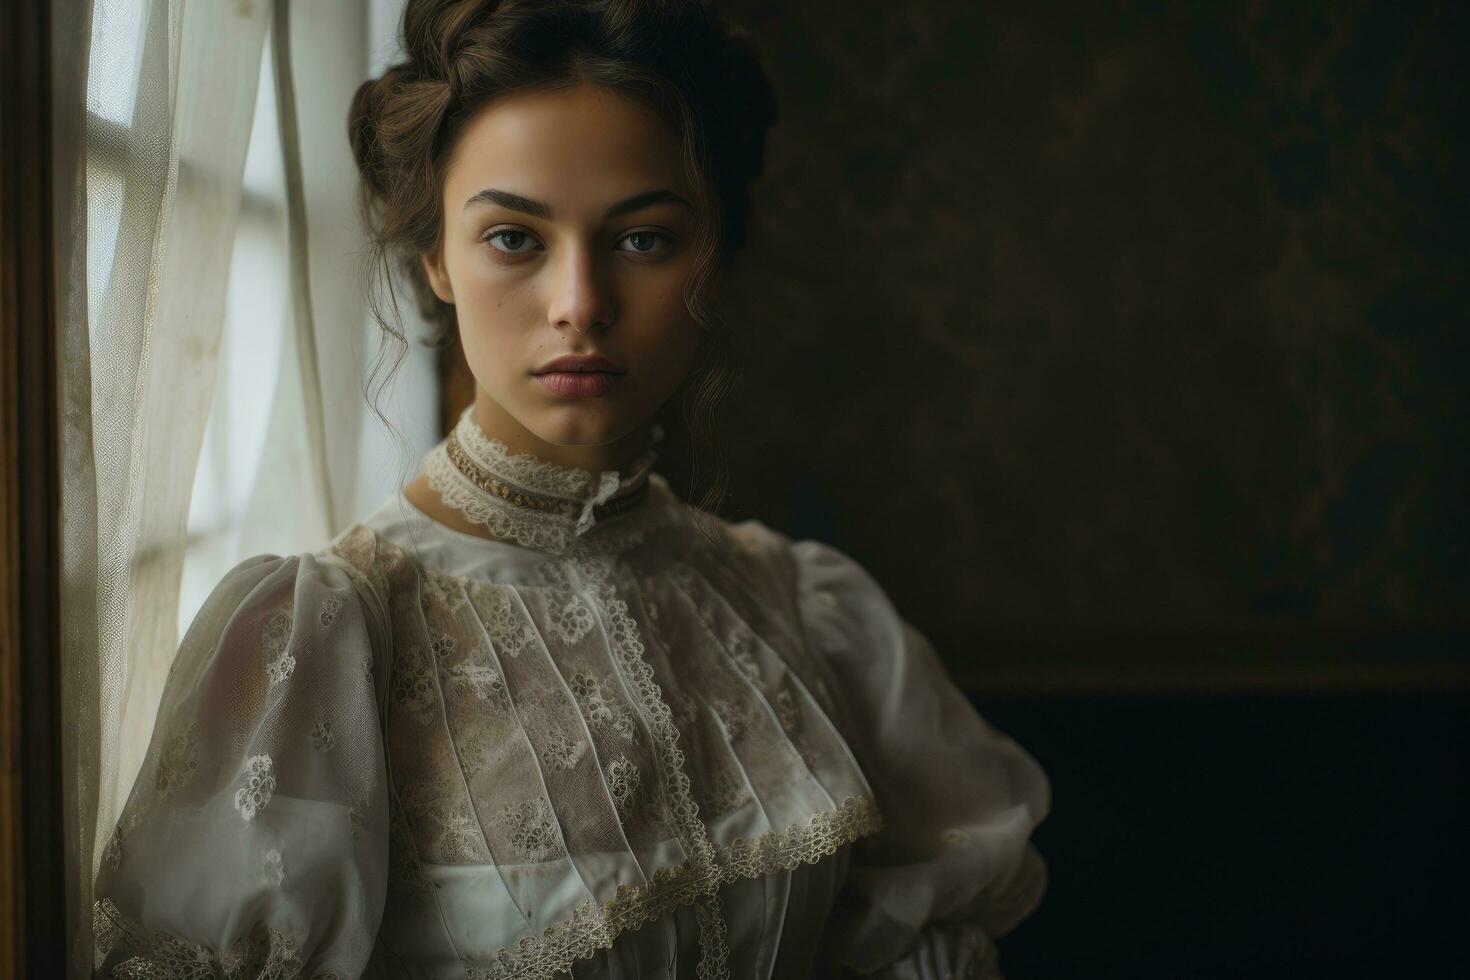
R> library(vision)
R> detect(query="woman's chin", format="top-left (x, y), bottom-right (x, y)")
top-left (524, 409), bottom-right (650, 453)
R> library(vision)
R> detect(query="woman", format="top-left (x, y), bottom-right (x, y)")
top-left (90, 2), bottom-right (1050, 977)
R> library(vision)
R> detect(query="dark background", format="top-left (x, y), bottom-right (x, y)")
top-left (669, 1), bottom-right (1468, 976)
top-left (701, 0), bottom-right (1470, 642)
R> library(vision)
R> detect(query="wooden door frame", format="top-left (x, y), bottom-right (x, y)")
top-left (2, 0), bottom-right (67, 975)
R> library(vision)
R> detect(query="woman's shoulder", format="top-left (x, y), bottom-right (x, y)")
top-left (322, 519), bottom-right (403, 577)
top-left (678, 516), bottom-right (910, 686)
top-left (320, 518), bottom-right (437, 604)
top-left (182, 543), bottom-right (390, 670)
top-left (194, 542), bottom-right (384, 626)
top-left (708, 517), bottom-right (891, 629)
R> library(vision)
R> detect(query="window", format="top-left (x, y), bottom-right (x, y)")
top-left (84, 0), bottom-right (439, 652)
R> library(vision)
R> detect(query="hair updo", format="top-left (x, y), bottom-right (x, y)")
top-left (346, 0), bottom-right (779, 522)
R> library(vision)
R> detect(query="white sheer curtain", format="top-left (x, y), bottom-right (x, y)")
top-left (176, 0), bottom-right (437, 644)
top-left (56, 1), bottom-right (436, 975)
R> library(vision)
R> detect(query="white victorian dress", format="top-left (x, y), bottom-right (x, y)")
top-left (91, 407), bottom-right (1051, 980)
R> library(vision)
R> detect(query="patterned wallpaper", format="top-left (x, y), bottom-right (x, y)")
top-left (654, 0), bottom-right (1469, 658)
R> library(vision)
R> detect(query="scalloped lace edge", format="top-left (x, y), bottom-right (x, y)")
top-left (92, 896), bottom-right (341, 979)
top-left (468, 794), bottom-right (884, 979)
top-left (423, 442), bottom-right (675, 556)
top-left (450, 405), bottom-right (664, 501)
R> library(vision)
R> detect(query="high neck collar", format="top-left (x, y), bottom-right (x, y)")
top-left (422, 406), bottom-right (665, 555)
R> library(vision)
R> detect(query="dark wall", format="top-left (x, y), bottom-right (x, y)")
top-left (976, 690), bottom-right (1468, 978)
top-left (650, 4), bottom-right (1470, 977)
top-left (664, 1), bottom-right (1470, 654)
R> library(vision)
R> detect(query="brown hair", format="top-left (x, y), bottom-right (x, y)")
top-left (346, 0), bottom-right (778, 532)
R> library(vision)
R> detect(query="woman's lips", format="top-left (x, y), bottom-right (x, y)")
top-left (534, 371), bottom-right (624, 397)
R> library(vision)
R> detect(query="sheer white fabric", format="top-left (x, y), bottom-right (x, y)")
top-left (59, 1), bottom-right (274, 976)
top-left (59, 2), bottom-right (435, 976)
top-left (91, 414), bottom-right (1050, 979)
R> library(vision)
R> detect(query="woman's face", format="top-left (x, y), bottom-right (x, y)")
top-left (422, 82), bottom-right (705, 463)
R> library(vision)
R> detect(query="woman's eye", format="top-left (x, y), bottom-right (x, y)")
top-left (485, 229), bottom-right (541, 255)
top-left (617, 230), bottom-right (670, 256)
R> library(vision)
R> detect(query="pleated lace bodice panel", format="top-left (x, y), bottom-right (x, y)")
top-left (336, 473), bottom-right (889, 979)
top-left (91, 411), bottom-right (1050, 980)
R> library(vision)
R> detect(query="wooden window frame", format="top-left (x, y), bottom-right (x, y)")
top-left (2, 0), bottom-right (66, 976)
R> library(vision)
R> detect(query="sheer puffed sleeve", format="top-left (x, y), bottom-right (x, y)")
top-left (793, 540), bottom-right (1051, 980)
top-left (91, 550), bottom-right (391, 979)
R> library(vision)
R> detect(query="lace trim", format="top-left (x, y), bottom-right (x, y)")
top-left (466, 794), bottom-right (883, 979)
top-left (430, 406), bottom-right (665, 549)
top-left (579, 552), bottom-right (729, 973)
top-left (714, 795), bottom-right (883, 874)
top-left (451, 405), bottom-right (662, 500)
top-left (693, 891), bottom-right (731, 980)
top-left (92, 897), bottom-right (340, 979)
top-left (445, 429), bottom-right (651, 527)
top-left (424, 445), bottom-right (676, 556)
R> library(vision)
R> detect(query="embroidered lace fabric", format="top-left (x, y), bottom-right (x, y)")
top-left (422, 406), bottom-right (666, 556)
top-left (94, 897), bottom-right (341, 980)
top-left (89, 420), bottom-right (1051, 980)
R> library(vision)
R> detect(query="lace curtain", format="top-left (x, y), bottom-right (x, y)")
top-left (54, 1), bottom-right (435, 975)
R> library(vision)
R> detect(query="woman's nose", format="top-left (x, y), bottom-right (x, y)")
top-left (547, 242), bottom-right (613, 335)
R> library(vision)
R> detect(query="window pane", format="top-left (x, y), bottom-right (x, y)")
top-left (86, 0), bottom-right (149, 128)
top-left (85, 150), bottom-right (125, 328)
top-left (85, 0), bottom-right (159, 333)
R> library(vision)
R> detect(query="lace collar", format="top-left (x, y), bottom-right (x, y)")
top-left (423, 405), bottom-right (666, 555)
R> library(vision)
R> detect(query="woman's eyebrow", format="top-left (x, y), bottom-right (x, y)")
top-left (463, 187), bottom-right (692, 219)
